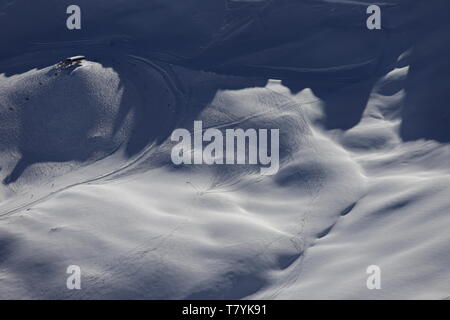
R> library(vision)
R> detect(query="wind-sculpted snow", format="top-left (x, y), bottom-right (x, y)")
top-left (0, 72), bottom-right (368, 298)
top-left (0, 0), bottom-right (449, 300)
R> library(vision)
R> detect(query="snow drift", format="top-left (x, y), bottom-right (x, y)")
top-left (0, 0), bottom-right (449, 299)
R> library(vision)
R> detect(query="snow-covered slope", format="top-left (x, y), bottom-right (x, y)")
top-left (0, 0), bottom-right (449, 299)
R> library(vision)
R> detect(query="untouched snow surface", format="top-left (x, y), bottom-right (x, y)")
top-left (0, 0), bottom-right (449, 299)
